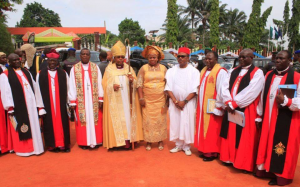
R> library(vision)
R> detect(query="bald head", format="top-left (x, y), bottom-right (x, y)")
top-left (8, 53), bottom-right (21, 69)
top-left (239, 49), bottom-right (254, 67)
top-left (241, 49), bottom-right (254, 58)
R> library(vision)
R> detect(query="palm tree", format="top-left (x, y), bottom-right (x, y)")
top-left (160, 15), bottom-right (192, 45)
top-left (220, 8), bottom-right (247, 42)
top-left (178, 0), bottom-right (201, 34)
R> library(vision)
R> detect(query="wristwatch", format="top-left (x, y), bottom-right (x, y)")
top-left (184, 99), bottom-right (189, 104)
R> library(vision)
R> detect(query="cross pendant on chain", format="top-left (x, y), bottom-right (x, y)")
top-left (24, 82), bottom-right (29, 89)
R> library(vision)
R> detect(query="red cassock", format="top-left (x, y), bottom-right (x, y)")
top-left (5, 71), bottom-right (34, 153)
top-left (73, 65), bottom-right (103, 146)
top-left (74, 109), bottom-right (103, 146)
top-left (257, 71), bottom-right (300, 179)
top-left (0, 94), bottom-right (8, 153)
top-left (194, 69), bottom-right (223, 154)
top-left (220, 67), bottom-right (261, 172)
top-left (0, 67), bottom-right (8, 153)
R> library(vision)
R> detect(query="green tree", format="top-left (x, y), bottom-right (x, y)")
top-left (0, 0), bottom-right (22, 20)
top-left (209, 0), bottom-right (219, 46)
top-left (242, 0), bottom-right (272, 49)
top-left (0, 20), bottom-right (14, 54)
top-left (220, 9), bottom-right (247, 43)
top-left (178, 0), bottom-right (201, 34)
top-left (288, 0), bottom-right (300, 51)
top-left (17, 1), bottom-right (61, 27)
top-left (283, 0), bottom-right (290, 36)
top-left (160, 15), bottom-right (192, 45)
top-left (118, 18), bottom-right (145, 45)
top-left (166, 0), bottom-right (178, 44)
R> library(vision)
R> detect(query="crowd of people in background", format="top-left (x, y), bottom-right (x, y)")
top-left (0, 42), bottom-right (300, 186)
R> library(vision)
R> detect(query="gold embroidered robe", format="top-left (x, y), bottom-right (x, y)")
top-left (102, 63), bottom-right (143, 149)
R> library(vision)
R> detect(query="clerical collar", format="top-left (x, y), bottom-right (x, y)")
top-left (276, 66), bottom-right (289, 75)
top-left (116, 64), bottom-right (124, 69)
top-left (241, 64), bottom-right (252, 69)
top-left (47, 66), bottom-right (58, 71)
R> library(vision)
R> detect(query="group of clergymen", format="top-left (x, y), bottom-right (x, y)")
top-left (0, 40), bottom-right (300, 186)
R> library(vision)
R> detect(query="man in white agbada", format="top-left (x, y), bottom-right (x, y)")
top-left (0, 53), bottom-right (44, 156)
top-left (165, 47), bottom-right (200, 156)
top-left (69, 48), bottom-right (104, 150)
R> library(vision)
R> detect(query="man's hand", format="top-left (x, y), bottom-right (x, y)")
top-left (139, 100), bottom-right (146, 107)
top-left (127, 74), bottom-right (134, 83)
top-left (8, 112), bottom-right (14, 117)
top-left (39, 114), bottom-right (46, 118)
top-left (113, 84), bottom-right (120, 91)
top-left (177, 101), bottom-right (186, 110)
top-left (255, 121), bottom-right (262, 130)
top-left (70, 106), bottom-right (76, 112)
top-left (276, 89), bottom-right (285, 104)
top-left (99, 102), bottom-right (103, 110)
top-left (225, 104), bottom-right (235, 114)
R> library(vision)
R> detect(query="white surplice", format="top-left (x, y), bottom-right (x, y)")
top-left (165, 64), bottom-right (200, 144)
top-left (197, 68), bottom-right (227, 141)
top-left (0, 70), bottom-right (44, 156)
top-left (35, 70), bottom-right (70, 115)
top-left (222, 64), bottom-right (265, 109)
top-left (116, 69), bottom-right (131, 140)
top-left (68, 63), bottom-right (104, 147)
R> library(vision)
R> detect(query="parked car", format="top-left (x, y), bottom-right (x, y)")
top-left (57, 49), bottom-right (100, 65)
top-left (218, 56), bottom-right (271, 72)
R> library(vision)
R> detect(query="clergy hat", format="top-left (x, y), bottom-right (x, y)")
top-left (111, 41), bottom-right (126, 57)
top-left (46, 49), bottom-right (60, 59)
top-left (295, 50), bottom-right (300, 54)
top-left (68, 48), bottom-right (76, 52)
top-left (178, 47), bottom-right (191, 55)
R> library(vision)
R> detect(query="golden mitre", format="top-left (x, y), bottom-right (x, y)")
top-left (111, 41), bottom-right (126, 57)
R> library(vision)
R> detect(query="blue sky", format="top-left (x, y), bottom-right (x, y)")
top-left (6, 0), bottom-right (291, 36)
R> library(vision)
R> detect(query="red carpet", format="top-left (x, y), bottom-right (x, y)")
top-left (0, 121), bottom-right (299, 187)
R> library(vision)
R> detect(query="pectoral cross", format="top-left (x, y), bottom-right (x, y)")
top-left (270, 94), bottom-right (274, 99)
top-left (24, 82), bottom-right (29, 89)
top-left (87, 82), bottom-right (91, 90)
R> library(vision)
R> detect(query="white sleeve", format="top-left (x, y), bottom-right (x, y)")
top-left (255, 87), bottom-right (264, 122)
top-left (221, 69), bottom-right (233, 104)
top-left (191, 69), bottom-right (200, 93)
top-left (164, 69), bottom-right (172, 91)
top-left (35, 73), bottom-right (45, 108)
top-left (66, 72), bottom-right (70, 104)
top-left (213, 69), bottom-right (228, 116)
top-left (233, 69), bottom-right (265, 109)
top-left (68, 67), bottom-right (77, 106)
top-left (281, 80), bottom-right (300, 111)
top-left (97, 66), bottom-right (104, 102)
top-left (0, 73), bottom-right (14, 111)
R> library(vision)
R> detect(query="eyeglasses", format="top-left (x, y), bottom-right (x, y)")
top-left (115, 56), bottom-right (125, 59)
top-left (177, 55), bottom-right (187, 58)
